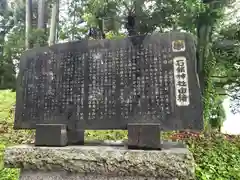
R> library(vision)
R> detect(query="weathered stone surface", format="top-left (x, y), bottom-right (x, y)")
top-left (15, 32), bottom-right (203, 132)
top-left (4, 143), bottom-right (195, 180)
top-left (19, 170), bottom-right (178, 180)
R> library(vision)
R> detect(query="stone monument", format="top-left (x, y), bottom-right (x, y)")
top-left (4, 32), bottom-right (202, 180)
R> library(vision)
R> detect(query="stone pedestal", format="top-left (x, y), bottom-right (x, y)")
top-left (4, 142), bottom-right (195, 180)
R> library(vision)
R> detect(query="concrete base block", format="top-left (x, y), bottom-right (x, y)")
top-left (19, 170), bottom-right (179, 180)
top-left (4, 141), bottom-right (195, 180)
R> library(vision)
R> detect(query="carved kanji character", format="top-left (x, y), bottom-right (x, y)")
top-left (177, 93), bottom-right (188, 102)
top-left (177, 81), bottom-right (187, 86)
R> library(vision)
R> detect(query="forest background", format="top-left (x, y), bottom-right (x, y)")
top-left (0, 0), bottom-right (240, 179)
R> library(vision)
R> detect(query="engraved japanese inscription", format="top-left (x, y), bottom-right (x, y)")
top-left (173, 56), bottom-right (190, 106)
top-left (14, 32), bottom-right (203, 131)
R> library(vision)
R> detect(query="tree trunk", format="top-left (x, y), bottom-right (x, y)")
top-left (36, 0), bottom-right (49, 47)
top-left (38, 0), bottom-right (45, 29)
top-left (49, 0), bottom-right (59, 46)
top-left (25, 0), bottom-right (33, 49)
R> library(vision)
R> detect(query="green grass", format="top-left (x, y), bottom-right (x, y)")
top-left (0, 90), bottom-right (15, 122)
top-left (0, 90), bottom-right (240, 180)
top-left (0, 90), bottom-right (19, 180)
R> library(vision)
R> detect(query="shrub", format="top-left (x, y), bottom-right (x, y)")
top-left (187, 133), bottom-right (240, 180)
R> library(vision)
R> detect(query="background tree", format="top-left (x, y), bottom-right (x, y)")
top-left (49, 0), bottom-right (59, 45)
top-left (25, 0), bottom-right (33, 49)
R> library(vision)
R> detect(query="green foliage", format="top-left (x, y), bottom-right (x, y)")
top-left (86, 130), bottom-right (127, 141)
top-left (188, 135), bottom-right (240, 180)
top-left (0, 144), bottom-right (5, 169)
top-left (212, 20), bottom-right (240, 113)
top-left (0, 169), bottom-right (19, 180)
top-left (32, 29), bottom-right (49, 47)
top-left (0, 6), bottom-right (17, 90)
top-left (105, 31), bottom-right (126, 40)
top-left (208, 98), bottom-right (226, 130)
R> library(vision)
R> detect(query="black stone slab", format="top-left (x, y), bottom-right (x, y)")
top-left (35, 124), bottom-right (67, 146)
top-left (127, 123), bottom-right (161, 150)
top-left (14, 32), bottom-right (203, 131)
top-left (67, 129), bottom-right (84, 145)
